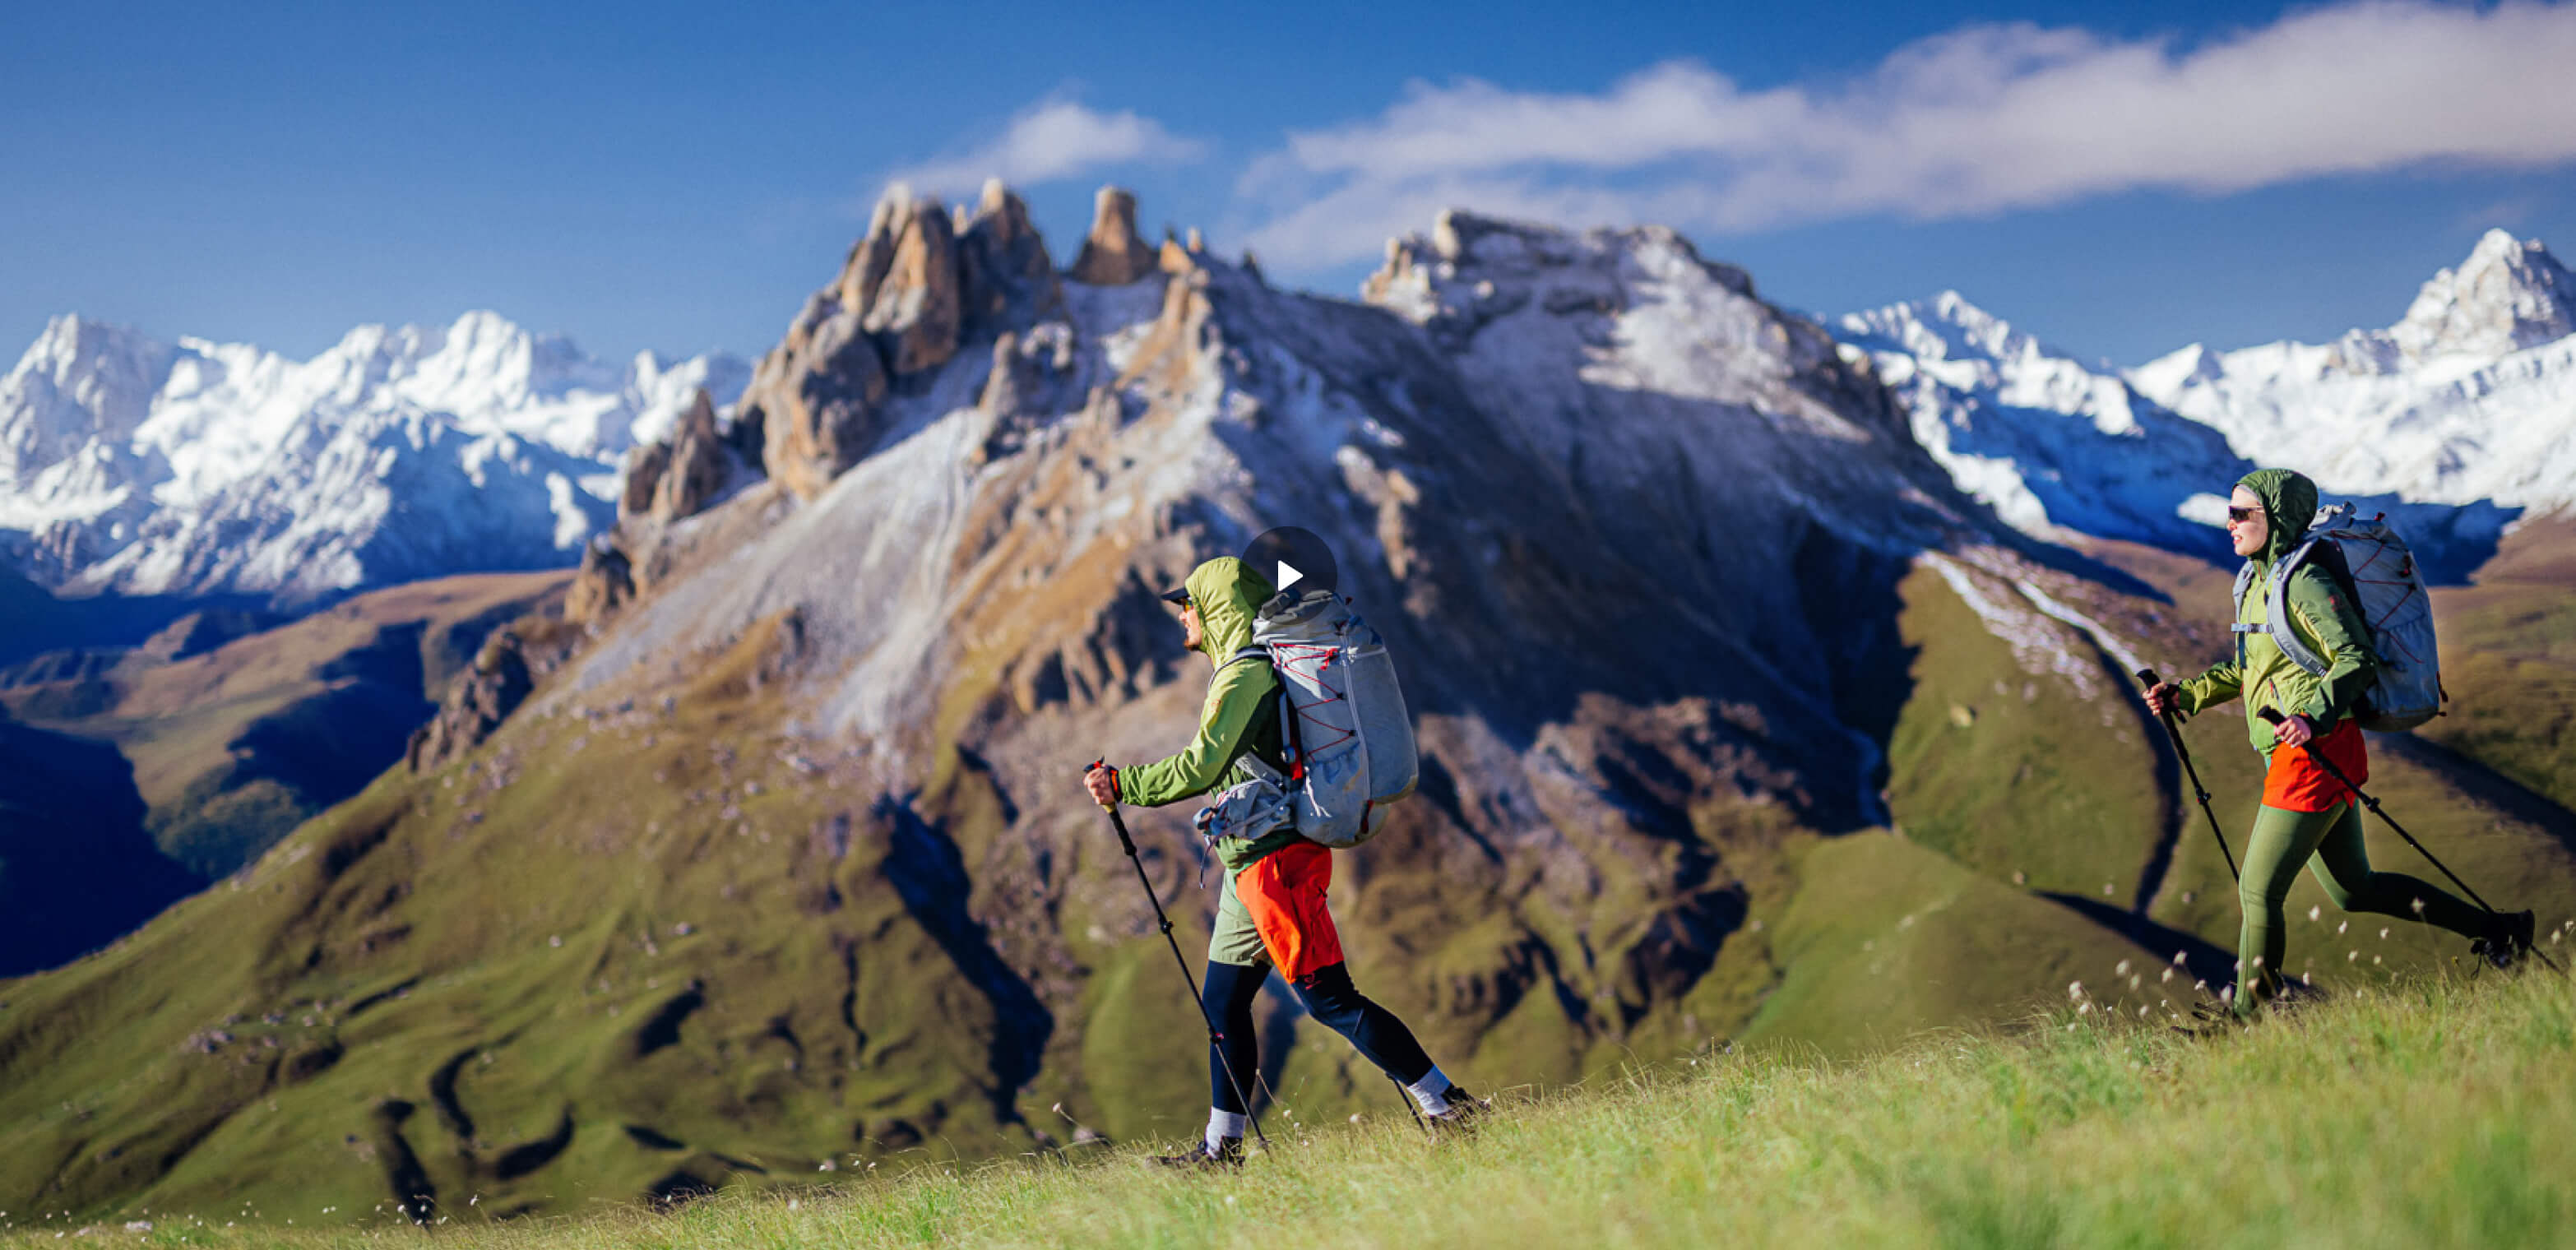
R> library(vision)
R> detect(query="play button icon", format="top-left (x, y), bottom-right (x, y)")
top-left (1241, 526), bottom-right (1337, 601)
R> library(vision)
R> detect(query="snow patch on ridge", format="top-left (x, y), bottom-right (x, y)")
top-left (1924, 553), bottom-right (2106, 704)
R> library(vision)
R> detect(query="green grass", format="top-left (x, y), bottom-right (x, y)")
top-left (1883, 563), bottom-right (2168, 908)
top-left (2422, 541), bottom-right (2576, 814)
top-left (1745, 833), bottom-right (2189, 1052)
top-left (7, 532), bottom-right (2570, 1230)
top-left (13, 945), bottom-right (2572, 1248)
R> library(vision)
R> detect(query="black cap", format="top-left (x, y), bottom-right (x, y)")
top-left (1160, 586), bottom-right (1190, 606)
top-left (1239, 526), bottom-right (1337, 598)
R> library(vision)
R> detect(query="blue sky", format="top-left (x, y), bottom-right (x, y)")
top-left (5, 0), bottom-right (2573, 368)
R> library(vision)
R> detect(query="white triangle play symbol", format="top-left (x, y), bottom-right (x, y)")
top-left (1276, 560), bottom-right (1304, 590)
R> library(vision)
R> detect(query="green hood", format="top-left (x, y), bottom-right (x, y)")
top-left (1182, 557), bottom-right (1275, 660)
top-left (2235, 467), bottom-right (2319, 569)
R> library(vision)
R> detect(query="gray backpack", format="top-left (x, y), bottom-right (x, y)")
top-left (1193, 590), bottom-right (1417, 849)
top-left (2230, 503), bottom-right (2444, 731)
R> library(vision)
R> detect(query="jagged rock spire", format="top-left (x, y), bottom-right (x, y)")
top-left (742, 182), bottom-right (1076, 499)
top-left (1068, 187), bottom-right (1157, 285)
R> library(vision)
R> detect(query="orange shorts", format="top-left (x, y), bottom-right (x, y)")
top-left (2263, 715), bottom-right (2368, 812)
top-left (1233, 840), bottom-right (1345, 982)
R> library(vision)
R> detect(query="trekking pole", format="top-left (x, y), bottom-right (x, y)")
top-left (1390, 1075), bottom-right (1429, 1137)
top-left (2252, 711), bottom-right (2561, 974)
top-left (2136, 669), bottom-right (2240, 882)
top-left (1090, 762), bottom-right (1271, 1149)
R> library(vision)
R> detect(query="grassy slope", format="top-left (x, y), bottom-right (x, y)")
top-left (0, 620), bottom-right (1046, 1224)
top-left (15, 940), bottom-right (2570, 1247)
top-left (2419, 517), bottom-right (2576, 813)
top-left (0, 637), bottom-right (2203, 1226)
top-left (1881, 562), bottom-right (2166, 905)
top-left (1744, 832), bottom-right (2187, 1052)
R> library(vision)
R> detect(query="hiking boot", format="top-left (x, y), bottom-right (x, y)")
top-left (1425, 1087), bottom-right (1490, 1137)
top-left (2471, 909), bottom-right (2537, 970)
top-left (1151, 1137), bottom-right (1242, 1170)
top-left (2170, 1001), bottom-right (2247, 1039)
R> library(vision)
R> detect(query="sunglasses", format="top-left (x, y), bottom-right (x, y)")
top-left (2226, 506), bottom-right (2260, 524)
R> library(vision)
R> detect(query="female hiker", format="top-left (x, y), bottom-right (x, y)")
top-left (1082, 556), bottom-right (1481, 1166)
top-left (2144, 468), bottom-right (2534, 1021)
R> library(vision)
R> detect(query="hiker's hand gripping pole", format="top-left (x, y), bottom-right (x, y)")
top-left (1086, 761), bottom-right (1271, 1148)
top-left (2137, 669), bottom-right (2240, 882)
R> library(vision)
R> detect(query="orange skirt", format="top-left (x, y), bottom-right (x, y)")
top-left (1233, 840), bottom-right (1345, 981)
top-left (2262, 715), bottom-right (2368, 812)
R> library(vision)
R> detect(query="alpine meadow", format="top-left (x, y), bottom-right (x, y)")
top-left (6, 81), bottom-right (2576, 1246)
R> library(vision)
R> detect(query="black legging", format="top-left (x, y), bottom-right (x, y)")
top-left (1202, 960), bottom-right (1435, 1114)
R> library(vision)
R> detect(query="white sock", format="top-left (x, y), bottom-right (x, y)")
top-left (1206, 1109), bottom-right (1248, 1151)
top-left (1406, 1067), bottom-right (1453, 1115)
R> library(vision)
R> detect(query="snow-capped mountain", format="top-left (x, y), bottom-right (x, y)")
top-left (1838, 229), bottom-right (2570, 575)
top-left (2131, 229), bottom-right (2576, 513)
top-left (1836, 291), bottom-right (2247, 555)
top-left (0, 311), bottom-right (748, 600)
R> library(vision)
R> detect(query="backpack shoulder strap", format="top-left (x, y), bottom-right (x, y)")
top-left (2266, 539), bottom-right (2330, 677)
top-left (2230, 560), bottom-right (2260, 667)
top-left (2307, 534), bottom-right (2365, 604)
top-left (1225, 645), bottom-right (1272, 672)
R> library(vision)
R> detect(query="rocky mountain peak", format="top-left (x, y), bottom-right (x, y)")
top-left (748, 181), bottom-right (1074, 501)
top-left (1068, 186), bottom-right (1156, 285)
top-left (2388, 229), bottom-right (2576, 362)
top-left (1837, 292), bottom-right (2050, 370)
top-left (1, 315), bottom-right (176, 483)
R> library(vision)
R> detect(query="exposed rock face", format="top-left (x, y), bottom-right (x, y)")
top-left (563, 536), bottom-right (633, 627)
top-left (1068, 187), bottom-right (1157, 285)
top-left (615, 390), bottom-right (731, 524)
top-left (723, 404), bottom-right (765, 475)
top-left (971, 326), bottom-right (1077, 465)
top-left (748, 289), bottom-right (894, 501)
top-left (957, 180), bottom-right (1063, 333)
top-left (405, 632), bottom-right (535, 772)
top-left (864, 193), bottom-right (964, 375)
top-left (618, 442), bottom-right (674, 521)
top-left (22, 517), bottom-right (102, 582)
top-left (740, 184), bottom-right (1066, 500)
top-left (651, 390), bottom-right (730, 521)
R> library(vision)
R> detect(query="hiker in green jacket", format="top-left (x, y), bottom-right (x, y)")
top-left (1082, 556), bottom-right (1479, 1166)
top-left (2145, 468), bottom-right (2534, 1019)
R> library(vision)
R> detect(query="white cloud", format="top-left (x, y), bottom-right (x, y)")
top-left (889, 97), bottom-right (1204, 199)
top-left (1241, 0), bottom-right (2576, 270)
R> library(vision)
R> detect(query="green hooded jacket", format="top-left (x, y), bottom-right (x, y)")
top-left (1114, 556), bottom-right (1302, 873)
top-left (2175, 467), bottom-right (2380, 762)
